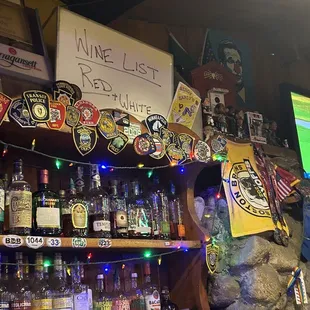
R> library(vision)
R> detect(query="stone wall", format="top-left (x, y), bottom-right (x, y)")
top-left (205, 198), bottom-right (308, 310)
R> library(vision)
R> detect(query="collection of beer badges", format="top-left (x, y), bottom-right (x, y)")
top-left (0, 80), bottom-right (225, 163)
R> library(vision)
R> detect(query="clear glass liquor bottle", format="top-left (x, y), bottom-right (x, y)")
top-left (129, 273), bottom-right (145, 310)
top-left (52, 253), bottom-right (73, 310)
top-left (112, 268), bottom-right (130, 310)
top-left (110, 180), bottom-right (128, 238)
top-left (59, 189), bottom-right (68, 234)
top-left (93, 274), bottom-right (112, 310)
top-left (88, 165), bottom-right (111, 238)
top-left (32, 253), bottom-right (53, 310)
top-left (128, 181), bottom-right (152, 239)
top-left (3, 174), bottom-right (9, 234)
top-left (168, 183), bottom-right (185, 240)
top-left (160, 287), bottom-right (178, 310)
top-left (33, 169), bottom-right (61, 236)
top-left (72, 261), bottom-right (89, 310)
top-left (0, 177), bottom-right (5, 234)
top-left (23, 256), bottom-right (30, 294)
top-left (8, 159), bottom-right (32, 235)
top-left (10, 252), bottom-right (32, 310)
top-left (142, 262), bottom-right (161, 310)
top-left (0, 254), bottom-right (10, 310)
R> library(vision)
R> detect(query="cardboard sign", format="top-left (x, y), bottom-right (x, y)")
top-left (168, 82), bottom-right (201, 129)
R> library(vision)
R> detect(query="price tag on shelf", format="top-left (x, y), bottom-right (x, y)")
top-left (26, 236), bottom-right (44, 249)
top-left (98, 238), bottom-right (112, 248)
top-left (164, 241), bottom-right (172, 246)
top-left (72, 238), bottom-right (87, 248)
top-left (47, 238), bottom-right (61, 248)
top-left (2, 235), bottom-right (23, 248)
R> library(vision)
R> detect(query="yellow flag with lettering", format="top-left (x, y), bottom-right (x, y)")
top-left (223, 141), bottom-right (275, 237)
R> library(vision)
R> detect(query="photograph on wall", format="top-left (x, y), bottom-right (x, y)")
top-left (201, 29), bottom-right (255, 109)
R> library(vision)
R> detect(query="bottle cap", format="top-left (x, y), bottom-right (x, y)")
top-left (144, 262), bottom-right (151, 275)
top-left (131, 273), bottom-right (138, 278)
top-left (97, 274), bottom-right (104, 279)
top-left (40, 169), bottom-right (49, 184)
top-left (59, 189), bottom-right (65, 197)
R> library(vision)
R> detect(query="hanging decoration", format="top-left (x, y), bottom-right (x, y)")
top-left (206, 242), bottom-right (220, 274)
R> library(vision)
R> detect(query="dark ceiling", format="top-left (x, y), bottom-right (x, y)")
top-left (61, 0), bottom-right (146, 25)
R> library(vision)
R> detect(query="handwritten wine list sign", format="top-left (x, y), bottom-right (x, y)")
top-left (56, 8), bottom-right (173, 121)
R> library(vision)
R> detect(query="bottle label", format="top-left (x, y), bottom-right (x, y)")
top-left (53, 297), bottom-right (73, 309)
top-left (128, 208), bottom-right (151, 234)
top-left (71, 203), bottom-right (87, 228)
top-left (0, 189), bottom-right (4, 222)
top-left (32, 299), bottom-right (53, 309)
top-left (93, 220), bottom-right (111, 232)
top-left (116, 210), bottom-right (128, 232)
top-left (36, 207), bottom-right (60, 228)
top-left (73, 292), bottom-right (88, 310)
top-left (178, 224), bottom-right (186, 237)
top-left (94, 301), bottom-right (112, 310)
top-left (145, 291), bottom-right (161, 310)
top-left (0, 301), bottom-right (9, 309)
top-left (161, 221), bottom-right (170, 234)
top-left (9, 191), bottom-right (32, 228)
top-left (112, 299), bottom-right (130, 310)
top-left (10, 301), bottom-right (31, 309)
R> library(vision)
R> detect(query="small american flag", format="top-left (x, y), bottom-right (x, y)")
top-left (275, 165), bottom-right (300, 202)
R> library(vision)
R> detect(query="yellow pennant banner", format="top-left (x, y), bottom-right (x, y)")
top-left (223, 141), bottom-right (275, 237)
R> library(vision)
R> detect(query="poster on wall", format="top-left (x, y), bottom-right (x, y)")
top-left (200, 29), bottom-right (255, 109)
top-left (56, 8), bottom-right (173, 121)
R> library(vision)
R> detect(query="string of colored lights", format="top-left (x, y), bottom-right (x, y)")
top-left (0, 139), bottom-right (216, 171)
top-left (0, 245), bottom-right (199, 267)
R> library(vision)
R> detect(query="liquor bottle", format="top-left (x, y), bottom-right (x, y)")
top-left (0, 254), bottom-right (10, 310)
top-left (8, 159), bottom-right (32, 235)
top-left (52, 253), bottom-right (73, 310)
top-left (88, 165), bottom-right (111, 238)
top-left (10, 252), bottom-right (32, 310)
top-left (63, 176), bottom-right (88, 237)
top-left (128, 181), bottom-right (152, 239)
top-left (72, 261), bottom-right (89, 310)
top-left (0, 178), bottom-right (4, 234)
top-left (142, 262), bottom-right (161, 310)
top-left (160, 287), bottom-right (179, 310)
top-left (3, 174), bottom-right (9, 234)
top-left (93, 273), bottom-right (112, 310)
top-left (149, 178), bottom-right (160, 239)
top-left (59, 189), bottom-right (68, 234)
top-left (112, 268), bottom-right (130, 310)
top-left (32, 253), bottom-right (53, 309)
top-left (33, 169), bottom-right (61, 236)
top-left (129, 273), bottom-right (145, 310)
top-left (168, 183), bottom-right (185, 240)
top-left (110, 180), bottom-right (128, 238)
top-left (23, 256), bottom-right (30, 293)
top-left (81, 263), bottom-right (93, 310)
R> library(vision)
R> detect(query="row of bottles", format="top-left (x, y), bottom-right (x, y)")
top-left (0, 159), bottom-right (186, 239)
top-left (0, 252), bottom-right (178, 309)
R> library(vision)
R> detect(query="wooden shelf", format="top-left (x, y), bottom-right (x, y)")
top-left (0, 235), bottom-right (201, 250)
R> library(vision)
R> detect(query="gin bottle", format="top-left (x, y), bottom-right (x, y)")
top-left (88, 164), bottom-right (111, 238)
top-left (9, 159), bottom-right (32, 235)
top-left (128, 181), bottom-right (152, 239)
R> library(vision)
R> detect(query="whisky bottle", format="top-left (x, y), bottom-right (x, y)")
top-left (110, 180), bottom-right (128, 238)
top-left (161, 287), bottom-right (179, 310)
top-left (63, 176), bottom-right (88, 237)
top-left (0, 254), bottom-right (9, 310)
top-left (168, 183), bottom-right (185, 240)
top-left (8, 159), bottom-right (32, 235)
top-left (88, 165), bottom-right (111, 238)
top-left (128, 181), bottom-right (152, 239)
top-left (143, 262), bottom-right (161, 310)
top-left (93, 273), bottom-right (112, 310)
top-left (32, 253), bottom-right (53, 309)
top-left (10, 252), bottom-right (32, 310)
top-left (52, 253), bottom-right (73, 310)
top-left (129, 273), bottom-right (145, 310)
top-left (112, 268), bottom-right (130, 309)
top-left (72, 261), bottom-right (89, 310)
top-left (33, 169), bottom-right (61, 236)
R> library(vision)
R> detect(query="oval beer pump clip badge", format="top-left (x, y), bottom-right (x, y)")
top-left (74, 100), bottom-right (100, 126)
top-left (23, 90), bottom-right (50, 122)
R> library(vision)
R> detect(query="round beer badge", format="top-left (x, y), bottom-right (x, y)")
top-left (194, 140), bottom-right (211, 162)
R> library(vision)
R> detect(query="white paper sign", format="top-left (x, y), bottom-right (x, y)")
top-left (56, 8), bottom-right (173, 121)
